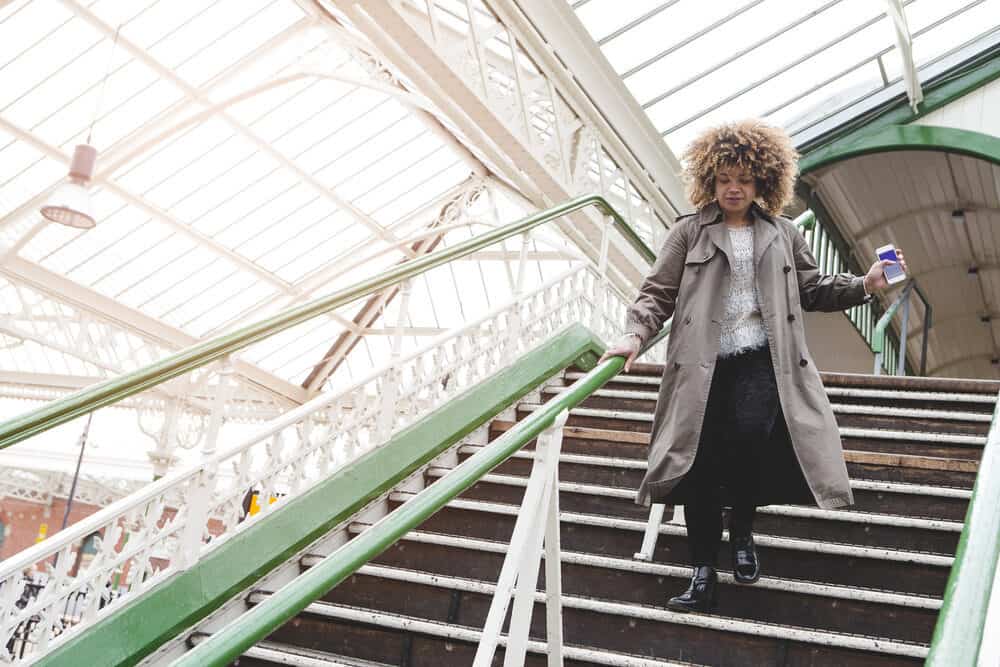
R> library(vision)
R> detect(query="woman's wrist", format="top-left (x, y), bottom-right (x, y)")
top-left (623, 331), bottom-right (642, 345)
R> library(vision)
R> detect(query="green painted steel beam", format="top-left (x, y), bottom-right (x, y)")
top-left (36, 324), bottom-right (609, 667)
top-left (0, 195), bottom-right (652, 451)
top-left (170, 323), bottom-right (671, 667)
top-left (798, 48), bottom-right (1000, 161)
top-left (927, 389), bottom-right (1000, 665)
top-left (801, 123), bottom-right (1000, 175)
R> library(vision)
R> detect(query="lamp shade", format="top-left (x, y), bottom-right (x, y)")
top-left (40, 144), bottom-right (97, 229)
top-left (41, 180), bottom-right (95, 229)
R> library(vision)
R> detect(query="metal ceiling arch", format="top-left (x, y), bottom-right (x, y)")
top-left (798, 122), bottom-right (1000, 379)
top-left (929, 351), bottom-right (999, 375)
top-left (799, 122), bottom-right (1000, 175)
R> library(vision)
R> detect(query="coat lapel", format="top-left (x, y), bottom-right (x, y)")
top-left (698, 202), bottom-right (731, 265)
top-left (751, 202), bottom-right (778, 268)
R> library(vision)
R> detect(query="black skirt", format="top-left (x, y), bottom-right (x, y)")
top-left (657, 343), bottom-right (814, 508)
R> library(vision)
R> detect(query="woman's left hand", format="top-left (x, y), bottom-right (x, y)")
top-left (863, 248), bottom-right (908, 293)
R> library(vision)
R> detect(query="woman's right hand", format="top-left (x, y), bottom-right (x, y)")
top-left (598, 334), bottom-right (641, 373)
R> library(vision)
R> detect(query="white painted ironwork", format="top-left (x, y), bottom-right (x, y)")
top-left (0, 467), bottom-right (143, 509)
top-left (0, 259), bottom-right (665, 663)
top-left (339, 0), bottom-right (667, 285)
top-left (474, 408), bottom-right (567, 667)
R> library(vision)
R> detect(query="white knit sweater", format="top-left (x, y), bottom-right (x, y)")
top-left (719, 225), bottom-right (768, 357)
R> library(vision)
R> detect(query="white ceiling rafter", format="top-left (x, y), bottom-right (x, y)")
top-left (0, 15), bottom-right (319, 237)
top-left (0, 255), bottom-right (307, 404)
top-left (197, 177), bottom-right (485, 338)
top-left (853, 201), bottom-right (991, 240)
top-left (59, 0), bottom-right (415, 258)
top-left (0, 114), bottom-right (298, 294)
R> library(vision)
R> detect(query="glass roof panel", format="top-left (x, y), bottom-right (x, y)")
top-left (570, 0), bottom-right (999, 155)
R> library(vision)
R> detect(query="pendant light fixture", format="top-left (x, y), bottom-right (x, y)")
top-left (39, 24), bottom-right (121, 230)
top-left (40, 144), bottom-right (97, 228)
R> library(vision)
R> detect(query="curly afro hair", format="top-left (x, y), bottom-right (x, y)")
top-left (680, 119), bottom-right (799, 217)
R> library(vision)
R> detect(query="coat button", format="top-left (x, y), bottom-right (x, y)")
top-left (684, 316), bottom-right (692, 325)
top-left (674, 361), bottom-right (680, 369)
top-left (799, 358), bottom-right (808, 367)
top-left (783, 265), bottom-right (791, 274)
top-left (787, 314), bottom-right (795, 322)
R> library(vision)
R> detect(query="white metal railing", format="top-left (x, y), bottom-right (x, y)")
top-left (395, 0), bottom-right (666, 249)
top-left (474, 408), bottom-right (569, 666)
top-left (0, 259), bottom-right (666, 663)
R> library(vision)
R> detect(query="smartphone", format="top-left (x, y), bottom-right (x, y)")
top-left (875, 243), bottom-right (906, 285)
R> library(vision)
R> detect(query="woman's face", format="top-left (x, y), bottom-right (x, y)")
top-left (714, 165), bottom-right (757, 217)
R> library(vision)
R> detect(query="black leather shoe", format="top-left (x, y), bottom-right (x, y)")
top-left (667, 565), bottom-right (718, 613)
top-left (731, 534), bottom-right (760, 584)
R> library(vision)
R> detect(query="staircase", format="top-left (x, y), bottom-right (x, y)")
top-left (219, 363), bottom-right (996, 667)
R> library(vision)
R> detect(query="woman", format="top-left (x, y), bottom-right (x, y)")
top-left (598, 120), bottom-right (906, 612)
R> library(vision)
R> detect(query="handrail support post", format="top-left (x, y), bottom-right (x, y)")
top-left (177, 357), bottom-right (233, 569)
top-left (897, 290), bottom-right (911, 376)
top-left (592, 214), bottom-right (613, 335)
top-left (377, 280), bottom-right (412, 443)
top-left (474, 409), bottom-right (568, 667)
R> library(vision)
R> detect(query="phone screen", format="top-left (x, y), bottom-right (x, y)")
top-left (878, 247), bottom-right (905, 279)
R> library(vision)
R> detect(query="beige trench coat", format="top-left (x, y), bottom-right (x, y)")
top-left (625, 201), bottom-right (869, 510)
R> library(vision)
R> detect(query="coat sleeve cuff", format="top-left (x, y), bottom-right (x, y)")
top-left (624, 324), bottom-right (655, 347)
top-left (851, 275), bottom-right (872, 305)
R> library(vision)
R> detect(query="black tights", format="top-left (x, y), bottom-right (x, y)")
top-left (683, 345), bottom-right (777, 566)
top-left (686, 494), bottom-right (756, 566)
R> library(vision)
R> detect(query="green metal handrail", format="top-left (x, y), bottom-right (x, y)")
top-left (871, 281), bottom-right (914, 356)
top-left (0, 194), bottom-right (654, 451)
top-left (172, 211), bottom-right (819, 666)
top-left (926, 388), bottom-right (1000, 664)
top-left (171, 325), bottom-right (671, 667)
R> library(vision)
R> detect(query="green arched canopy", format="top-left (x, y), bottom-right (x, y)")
top-left (800, 123), bottom-right (1000, 175)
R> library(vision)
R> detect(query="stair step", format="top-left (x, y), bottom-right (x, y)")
top-left (566, 393), bottom-right (990, 438)
top-left (600, 366), bottom-right (1000, 395)
top-left (564, 370), bottom-right (1000, 402)
top-left (457, 446), bottom-right (971, 521)
top-left (274, 563), bottom-right (927, 665)
top-left (388, 492), bottom-right (952, 597)
top-left (334, 529), bottom-right (940, 644)
top-left (518, 402), bottom-right (988, 445)
top-left (561, 381), bottom-right (998, 407)
top-left (249, 594), bottom-right (704, 666)
top-left (478, 428), bottom-right (980, 491)
top-left (430, 468), bottom-right (962, 555)
top-left (561, 387), bottom-right (993, 424)
top-left (515, 404), bottom-right (987, 461)
top-left (241, 641), bottom-right (396, 667)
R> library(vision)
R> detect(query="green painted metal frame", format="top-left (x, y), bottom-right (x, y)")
top-left (926, 387), bottom-right (1000, 665)
top-left (801, 123), bottom-right (1000, 174)
top-left (0, 194), bottom-right (653, 451)
top-left (797, 46), bottom-right (1000, 159)
top-left (171, 324), bottom-right (671, 667)
top-left (36, 324), bottom-right (612, 667)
